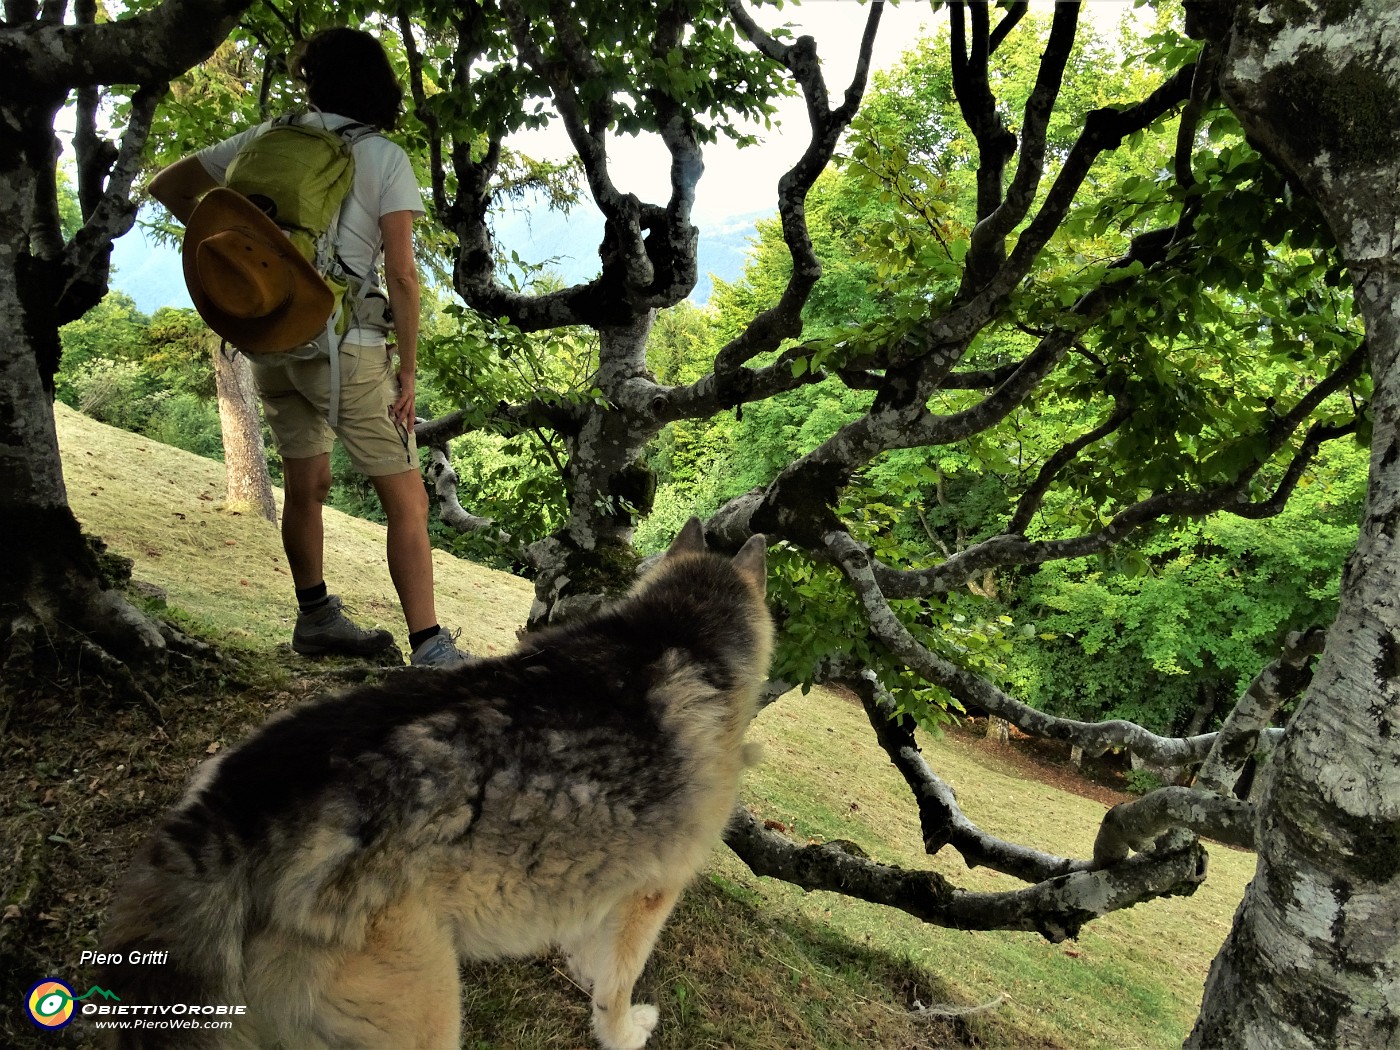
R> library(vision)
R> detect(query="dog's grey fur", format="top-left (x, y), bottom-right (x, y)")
top-left (98, 519), bottom-right (772, 1049)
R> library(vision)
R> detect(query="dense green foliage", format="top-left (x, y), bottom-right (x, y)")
top-left (1007, 442), bottom-right (1365, 732)
top-left (624, 12), bottom-right (1366, 733)
top-left (57, 295), bottom-right (224, 459)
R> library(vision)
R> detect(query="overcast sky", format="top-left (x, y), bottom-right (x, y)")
top-left (509, 1), bottom-right (939, 225)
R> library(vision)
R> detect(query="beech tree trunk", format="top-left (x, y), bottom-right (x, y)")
top-left (1188, 1), bottom-right (1400, 1045)
top-left (0, 0), bottom-right (258, 689)
top-left (213, 344), bottom-right (276, 523)
top-left (0, 95), bottom-right (166, 690)
top-left (0, 290), bottom-right (166, 687)
top-left (986, 715), bottom-right (1009, 744)
top-left (526, 312), bottom-right (661, 628)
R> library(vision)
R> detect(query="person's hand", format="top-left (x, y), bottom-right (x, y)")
top-left (390, 366), bottom-right (416, 428)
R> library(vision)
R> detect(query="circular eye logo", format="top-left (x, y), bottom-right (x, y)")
top-left (26, 979), bottom-right (76, 1029)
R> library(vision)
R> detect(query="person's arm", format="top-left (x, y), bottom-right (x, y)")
top-left (381, 208), bottom-right (420, 429)
top-left (148, 156), bottom-right (219, 225)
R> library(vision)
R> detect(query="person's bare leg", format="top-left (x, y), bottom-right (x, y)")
top-left (369, 468), bottom-right (437, 634)
top-left (281, 454), bottom-right (332, 589)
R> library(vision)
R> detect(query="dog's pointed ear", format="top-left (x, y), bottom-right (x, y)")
top-left (665, 516), bottom-right (707, 559)
top-left (731, 534), bottom-right (767, 595)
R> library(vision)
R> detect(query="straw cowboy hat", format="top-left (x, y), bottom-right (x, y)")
top-left (183, 187), bottom-right (333, 353)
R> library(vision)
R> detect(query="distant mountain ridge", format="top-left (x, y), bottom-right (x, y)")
top-left (110, 220), bottom-right (193, 314)
top-left (109, 206), bottom-right (762, 316)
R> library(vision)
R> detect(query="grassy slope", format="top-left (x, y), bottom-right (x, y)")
top-left (9, 405), bottom-right (1253, 1048)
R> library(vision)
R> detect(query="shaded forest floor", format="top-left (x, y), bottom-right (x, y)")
top-left (1, 407), bottom-right (1255, 1049)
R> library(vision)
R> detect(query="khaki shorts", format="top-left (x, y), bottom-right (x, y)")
top-left (249, 340), bottom-right (417, 477)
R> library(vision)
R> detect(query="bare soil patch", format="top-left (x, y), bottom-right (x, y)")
top-left (950, 720), bottom-right (1135, 809)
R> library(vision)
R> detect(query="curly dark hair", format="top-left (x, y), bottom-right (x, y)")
top-left (291, 28), bottom-right (403, 131)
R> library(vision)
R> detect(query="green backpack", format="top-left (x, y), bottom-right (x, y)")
top-left (223, 112), bottom-right (385, 426)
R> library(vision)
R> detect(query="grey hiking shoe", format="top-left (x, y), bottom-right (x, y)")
top-left (292, 595), bottom-right (394, 656)
top-left (410, 628), bottom-right (470, 670)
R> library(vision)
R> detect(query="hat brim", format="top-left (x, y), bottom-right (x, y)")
top-left (183, 187), bottom-right (334, 354)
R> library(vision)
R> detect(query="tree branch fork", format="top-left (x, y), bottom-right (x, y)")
top-left (723, 646), bottom-right (1293, 941)
top-left (721, 549), bottom-right (1324, 942)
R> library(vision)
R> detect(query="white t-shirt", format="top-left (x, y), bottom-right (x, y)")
top-left (197, 111), bottom-right (424, 343)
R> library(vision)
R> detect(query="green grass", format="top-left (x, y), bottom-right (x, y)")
top-left (19, 404), bottom-right (1254, 1049)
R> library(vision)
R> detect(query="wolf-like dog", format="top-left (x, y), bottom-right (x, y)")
top-left (97, 518), bottom-right (772, 1050)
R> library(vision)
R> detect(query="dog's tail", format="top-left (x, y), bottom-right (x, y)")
top-left (96, 801), bottom-right (251, 1049)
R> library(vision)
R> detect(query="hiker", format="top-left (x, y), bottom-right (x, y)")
top-left (149, 27), bottom-right (468, 669)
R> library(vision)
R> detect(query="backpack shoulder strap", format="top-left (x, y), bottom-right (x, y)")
top-left (339, 122), bottom-right (380, 147)
top-left (322, 121), bottom-right (384, 275)
top-left (298, 106), bottom-right (375, 142)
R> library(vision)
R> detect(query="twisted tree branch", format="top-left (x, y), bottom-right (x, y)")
top-left (871, 341), bottom-right (1366, 598)
top-left (849, 671), bottom-right (1092, 882)
top-left (1094, 787), bottom-right (1256, 868)
top-left (725, 806), bottom-right (1207, 943)
top-left (1195, 627), bottom-right (1325, 796)
top-left (395, 9), bottom-right (448, 219)
top-left (714, 0), bottom-right (882, 375)
top-left (825, 529), bottom-right (1218, 767)
top-left (965, 2), bottom-right (1079, 281)
top-left (0, 0), bottom-right (258, 90)
top-left (1008, 395), bottom-right (1132, 534)
top-left (59, 83), bottom-right (165, 325)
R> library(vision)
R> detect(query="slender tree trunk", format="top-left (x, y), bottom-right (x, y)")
top-left (986, 716), bottom-right (1009, 744)
top-left (1182, 683), bottom-right (1218, 738)
top-left (213, 343), bottom-right (276, 523)
top-left (1190, 2), bottom-right (1400, 1044)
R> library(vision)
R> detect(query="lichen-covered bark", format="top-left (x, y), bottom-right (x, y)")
top-left (0, 0), bottom-right (254, 92)
top-left (0, 0), bottom-right (257, 687)
top-left (725, 806), bottom-right (1208, 944)
top-left (424, 447), bottom-right (499, 537)
top-left (524, 314), bottom-right (663, 628)
top-left (0, 143), bottom-right (166, 688)
top-left (1195, 627), bottom-right (1325, 796)
top-left (1188, 1), bottom-right (1400, 1045)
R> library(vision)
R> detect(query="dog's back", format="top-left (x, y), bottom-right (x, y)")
top-left (99, 520), bottom-right (771, 1050)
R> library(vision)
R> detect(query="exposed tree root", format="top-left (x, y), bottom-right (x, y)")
top-left (909, 994), bottom-right (1008, 1021)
